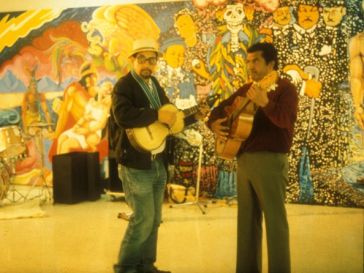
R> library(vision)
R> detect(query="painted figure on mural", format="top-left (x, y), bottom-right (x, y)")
top-left (349, 3), bottom-right (364, 131)
top-left (21, 67), bottom-right (52, 134)
top-left (280, 3), bottom-right (321, 169)
top-left (285, 2), bottom-right (321, 63)
top-left (48, 62), bottom-right (98, 161)
top-left (56, 80), bottom-right (113, 154)
top-left (341, 0), bottom-right (364, 188)
top-left (318, 0), bottom-right (348, 86)
top-left (317, 0), bottom-right (354, 181)
top-left (155, 37), bottom-right (195, 102)
top-left (271, 5), bottom-right (293, 53)
top-left (19, 67), bottom-right (53, 184)
top-left (273, 5), bottom-right (293, 29)
top-left (174, 8), bottom-right (211, 87)
top-left (208, 3), bottom-right (264, 101)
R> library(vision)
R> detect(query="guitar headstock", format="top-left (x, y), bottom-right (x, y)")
top-left (257, 70), bottom-right (279, 91)
top-left (203, 93), bottom-right (221, 108)
top-left (192, 93), bottom-right (221, 119)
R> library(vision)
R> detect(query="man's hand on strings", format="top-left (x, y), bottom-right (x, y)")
top-left (158, 108), bottom-right (177, 128)
top-left (210, 117), bottom-right (229, 139)
top-left (247, 84), bottom-right (269, 107)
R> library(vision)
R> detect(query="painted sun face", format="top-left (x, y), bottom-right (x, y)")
top-left (297, 4), bottom-right (319, 30)
top-left (322, 6), bottom-right (346, 27)
top-left (164, 44), bottom-right (185, 68)
top-left (273, 6), bottom-right (291, 26)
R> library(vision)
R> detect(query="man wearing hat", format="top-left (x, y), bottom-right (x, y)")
top-left (111, 38), bottom-right (200, 273)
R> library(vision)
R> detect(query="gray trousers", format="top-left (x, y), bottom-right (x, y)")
top-left (236, 152), bottom-right (291, 273)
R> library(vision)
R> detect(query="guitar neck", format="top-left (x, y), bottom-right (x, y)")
top-left (183, 105), bottom-right (199, 117)
top-left (180, 94), bottom-right (219, 118)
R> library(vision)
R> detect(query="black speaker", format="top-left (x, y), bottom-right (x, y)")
top-left (52, 152), bottom-right (88, 204)
top-left (86, 152), bottom-right (101, 201)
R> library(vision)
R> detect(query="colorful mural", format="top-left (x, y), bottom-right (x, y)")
top-left (0, 0), bottom-right (363, 207)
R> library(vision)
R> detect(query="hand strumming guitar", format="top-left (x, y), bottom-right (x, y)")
top-left (158, 107), bottom-right (177, 128)
top-left (210, 117), bottom-right (229, 140)
top-left (246, 84), bottom-right (269, 107)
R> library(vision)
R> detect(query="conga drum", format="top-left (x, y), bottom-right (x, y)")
top-left (0, 126), bottom-right (26, 158)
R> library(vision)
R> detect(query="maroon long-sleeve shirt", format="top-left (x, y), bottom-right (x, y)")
top-left (207, 77), bottom-right (298, 154)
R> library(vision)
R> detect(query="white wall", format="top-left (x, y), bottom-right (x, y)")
top-left (0, 0), bottom-right (184, 12)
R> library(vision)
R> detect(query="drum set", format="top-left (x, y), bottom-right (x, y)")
top-left (0, 123), bottom-right (52, 204)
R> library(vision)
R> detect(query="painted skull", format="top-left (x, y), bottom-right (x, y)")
top-left (224, 4), bottom-right (245, 34)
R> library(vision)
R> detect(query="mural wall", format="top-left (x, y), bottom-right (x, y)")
top-left (0, 0), bottom-right (363, 207)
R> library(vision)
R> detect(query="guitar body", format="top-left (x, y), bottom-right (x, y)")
top-left (126, 122), bottom-right (170, 152)
top-left (165, 104), bottom-right (185, 134)
top-left (215, 112), bottom-right (254, 160)
top-left (126, 104), bottom-right (184, 152)
top-left (126, 94), bottom-right (219, 152)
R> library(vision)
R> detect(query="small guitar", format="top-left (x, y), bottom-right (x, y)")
top-left (215, 71), bottom-right (279, 160)
top-left (126, 94), bottom-right (219, 152)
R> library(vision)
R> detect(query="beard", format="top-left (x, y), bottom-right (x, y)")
top-left (140, 69), bottom-right (152, 79)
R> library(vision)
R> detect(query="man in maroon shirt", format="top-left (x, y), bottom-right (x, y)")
top-left (207, 42), bottom-right (298, 273)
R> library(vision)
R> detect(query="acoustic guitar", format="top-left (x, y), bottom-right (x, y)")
top-left (215, 71), bottom-right (279, 160)
top-left (126, 94), bottom-right (219, 152)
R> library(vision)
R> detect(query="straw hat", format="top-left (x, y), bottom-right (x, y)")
top-left (128, 38), bottom-right (161, 57)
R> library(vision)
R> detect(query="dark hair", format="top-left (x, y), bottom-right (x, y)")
top-left (292, 3), bottom-right (320, 22)
top-left (247, 42), bottom-right (278, 70)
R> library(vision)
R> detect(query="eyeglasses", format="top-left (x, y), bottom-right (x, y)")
top-left (136, 55), bottom-right (158, 65)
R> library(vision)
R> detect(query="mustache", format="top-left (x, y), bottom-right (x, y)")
top-left (141, 68), bottom-right (152, 74)
top-left (303, 17), bottom-right (313, 22)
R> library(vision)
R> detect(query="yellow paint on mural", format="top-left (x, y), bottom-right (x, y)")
top-left (0, 9), bottom-right (62, 52)
top-left (0, 91), bottom-right (62, 109)
top-left (83, 5), bottom-right (160, 77)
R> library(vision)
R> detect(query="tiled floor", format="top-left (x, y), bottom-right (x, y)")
top-left (0, 195), bottom-right (363, 273)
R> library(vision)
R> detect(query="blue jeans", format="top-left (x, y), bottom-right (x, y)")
top-left (114, 159), bottom-right (167, 273)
